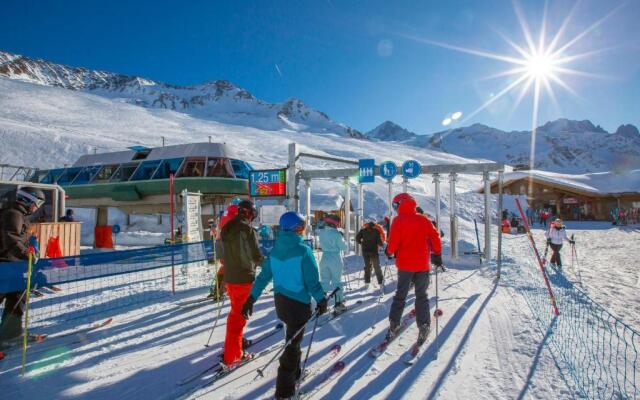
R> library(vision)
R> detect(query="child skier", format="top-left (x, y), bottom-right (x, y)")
top-left (241, 211), bottom-right (328, 400)
top-left (545, 218), bottom-right (574, 269)
top-left (318, 214), bottom-right (348, 314)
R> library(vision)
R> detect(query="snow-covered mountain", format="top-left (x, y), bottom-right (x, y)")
top-left (366, 118), bottom-right (640, 174)
top-left (366, 120), bottom-right (417, 142)
top-left (0, 50), bottom-right (364, 138)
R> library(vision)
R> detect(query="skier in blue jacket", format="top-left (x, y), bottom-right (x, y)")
top-left (242, 211), bottom-right (327, 400)
top-left (318, 214), bottom-right (348, 314)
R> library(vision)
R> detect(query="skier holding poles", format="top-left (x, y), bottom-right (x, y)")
top-left (384, 193), bottom-right (442, 346)
top-left (241, 211), bottom-right (328, 400)
top-left (544, 218), bottom-right (575, 270)
top-left (0, 186), bottom-right (46, 342)
top-left (220, 199), bottom-right (263, 368)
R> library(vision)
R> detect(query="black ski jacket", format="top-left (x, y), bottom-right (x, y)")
top-left (0, 203), bottom-right (31, 262)
top-left (356, 225), bottom-right (383, 255)
top-left (221, 216), bottom-right (263, 284)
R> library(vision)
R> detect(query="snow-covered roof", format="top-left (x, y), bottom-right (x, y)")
top-left (491, 169), bottom-right (640, 196)
top-left (73, 142), bottom-right (236, 167)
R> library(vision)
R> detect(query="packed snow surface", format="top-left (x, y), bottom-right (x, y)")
top-left (0, 223), bottom-right (637, 399)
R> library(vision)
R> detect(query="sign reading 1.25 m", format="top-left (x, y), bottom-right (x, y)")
top-left (249, 169), bottom-right (287, 197)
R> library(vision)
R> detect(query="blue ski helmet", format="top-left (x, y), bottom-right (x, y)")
top-left (230, 197), bottom-right (242, 205)
top-left (279, 211), bottom-right (306, 232)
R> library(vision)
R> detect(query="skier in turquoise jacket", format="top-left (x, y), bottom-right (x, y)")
top-left (318, 214), bottom-right (348, 314)
top-left (242, 211), bottom-right (327, 400)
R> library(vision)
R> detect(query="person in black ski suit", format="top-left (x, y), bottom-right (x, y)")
top-left (356, 222), bottom-right (384, 289)
top-left (0, 186), bottom-right (45, 341)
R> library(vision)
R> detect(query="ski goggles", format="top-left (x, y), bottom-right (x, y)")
top-left (17, 189), bottom-right (46, 208)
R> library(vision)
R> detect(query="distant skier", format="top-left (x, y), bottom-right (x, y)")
top-left (318, 214), bottom-right (348, 314)
top-left (544, 218), bottom-right (574, 269)
top-left (356, 221), bottom-right (384, 291)
top-left (385, 193), bottom-right (442, 345)
top-left (241, 211), bottom-right (327, 400)
top-left (0, 186), bottom-right (46, 341)
top-left (220, 200), bottom-right (263, 367)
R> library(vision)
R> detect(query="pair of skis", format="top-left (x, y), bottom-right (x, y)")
top-left (176, 322), bottom-right (284, 388)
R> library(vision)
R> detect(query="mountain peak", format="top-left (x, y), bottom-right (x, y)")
top-left (537, 118), bottom-right (607, 134)
top-left (615, 124), bottom-right (639, 139)
top-left (0, 49), bottom-right (366, 138)
top-left (367, 120), bottom-right (417, 141)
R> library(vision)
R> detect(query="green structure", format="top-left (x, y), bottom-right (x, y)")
top-left (29, 142), bottom-right (252, 229)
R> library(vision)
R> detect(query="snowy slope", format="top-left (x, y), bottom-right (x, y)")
top-left (0, 76), bottom-right (483, 222)
top-left (0, 50), bottom-right (363, 138)
top-left (3, 221), bottom-right (637, 400)
top-left (365, 119), bottom-right (640, 174)
top-left (366, 121), bottom-right (417, 142)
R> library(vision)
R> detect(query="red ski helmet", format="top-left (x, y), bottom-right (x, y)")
top-left (392, 193), bottom-right (414, 211)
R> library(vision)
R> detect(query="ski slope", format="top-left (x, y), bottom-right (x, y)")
top-left (1, 222), bottom-right (638, 399)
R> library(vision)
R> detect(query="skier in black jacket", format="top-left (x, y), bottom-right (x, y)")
top-left (356, 222), bottom-right (384, 290)
top-left (220, 199), bottom-right (264, 367)
top-left (0, 186), bottom-right (45, 341)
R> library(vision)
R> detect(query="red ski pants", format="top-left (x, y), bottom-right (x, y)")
top-left (223, 282), bottom-right (252, 365)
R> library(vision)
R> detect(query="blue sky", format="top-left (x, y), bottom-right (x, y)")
top-left (1, 0), bottom-right (638, 134)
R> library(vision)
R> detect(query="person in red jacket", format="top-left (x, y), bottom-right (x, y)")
top-left (385, 193), bottom-right (442, 346)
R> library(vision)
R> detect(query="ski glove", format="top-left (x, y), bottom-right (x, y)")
top-left (242, 296), bottom-right (256, 320)
top-left (546, 239), bottom-right (552, 245)
top-left (317, 298), bottom-right (328, 316)
top-left (431, 254), bottom-right (443, 267)
top-left (569, 240), bottom-right (575, 245)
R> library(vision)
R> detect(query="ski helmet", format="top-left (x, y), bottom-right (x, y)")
top-left (16, 186), bottom-right (46, 209)
top-left (392, 193), bottom-right (414, 211)
top-left (279, 211), bottom-right (306, 233)
top-left (237, 200), bottom-right (257, 221)
top-left (323, 214), bottom-right (341, 228)
top-left (230, 197), bottom-right (242, 205)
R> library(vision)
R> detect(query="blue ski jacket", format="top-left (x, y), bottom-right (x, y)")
top-left (250, 231), bottom-right (325, 305)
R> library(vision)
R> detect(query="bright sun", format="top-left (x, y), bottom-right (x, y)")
top-left (526, 53), bottom-right (555, 78)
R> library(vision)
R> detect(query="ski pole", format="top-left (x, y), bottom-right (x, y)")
top-left (295, 310), bottom-right (320, 395)
top-left (254, 287), bottom-right (339, 380)
top-left (434, 260), bottom-right (440, 359)
top-left (22, 249), bottom-right (35, 375)
top-left (204, 295), bottom-right (227, 348)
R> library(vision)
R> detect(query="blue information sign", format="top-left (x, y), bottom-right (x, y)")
top-left (112, 224), bottom-right (121, 235)
top-left (358, 159), bottom-right (375, 183)
top-left (401, 160), bottom-right (421, 179)
top-left (379, 161), bottom-right (397, 181)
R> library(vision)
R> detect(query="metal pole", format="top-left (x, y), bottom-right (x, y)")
top-left (449, 173), bottom-right (458, 259)
top-left (402, 177), bottom-right (408, 193)
top-left (357, 183), bottom-right (364, 255)
top-left (288, 143), bottom-right (300, 212)
top-left (305, 178), bottom-right (312, 239)
top-left (496, 171), bottom-right (504, 280)
top-left (433, 173), bottom-right (441, 230)
top-left (344, 178), bottom-right (351, 254)
top-left (387, 181), bottom-right (393, 217)
top-left (483, 171), bottom-right (492, 263)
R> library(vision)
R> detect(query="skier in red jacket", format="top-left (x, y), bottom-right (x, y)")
top-left (385, 193), bottom-right (442, 346)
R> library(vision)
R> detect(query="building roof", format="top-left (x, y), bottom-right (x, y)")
top-left (73, 142), bottom-right (237, 167)
top-left (487, 169), bottom-right (640, 196)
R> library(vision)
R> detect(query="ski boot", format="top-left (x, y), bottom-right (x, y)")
top-left (417, 323), bottom-right (430, 346)
top-left (333, 302), bottom-right (347, 315)
top-left (385, 320), bottom-right (400, 341)
top-left (219, 350), bottom-right (254, 372)
top-left (242, 337), bottom-right (252, 350)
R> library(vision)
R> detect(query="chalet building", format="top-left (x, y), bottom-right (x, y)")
top-left (481, 169), bottom-right (640, 221)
